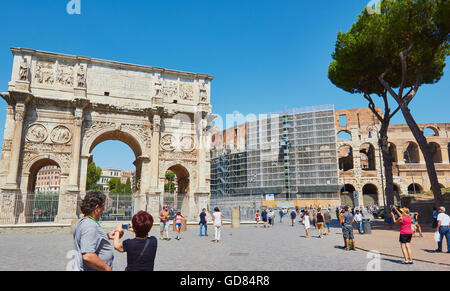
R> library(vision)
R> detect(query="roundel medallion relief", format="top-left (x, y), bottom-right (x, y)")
top-left (160, 134), bottom-right (175, 152)
top-left (180, 135), bottom-right (195, 152)
top-left (50, 125), bottom-right (72, 144)
top-left (26, 124), bottom-right (48, 143)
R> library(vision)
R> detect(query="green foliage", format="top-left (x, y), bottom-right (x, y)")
top-left (329, 0), bottom-right (449, 96)
top-left (165, 171), bottom-right (175, 180)
top-left (86, 162), bottom-right (102, 191)
top-left (124, 178), bottom-right (132, 193)
top-left (108, 177), bottom-right (121, 194)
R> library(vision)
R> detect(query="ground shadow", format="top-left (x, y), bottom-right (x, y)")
top-left (381, 257), bottom-right (405, 264)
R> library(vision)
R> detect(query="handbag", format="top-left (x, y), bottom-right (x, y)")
top-left (434, 232), bottom-right (441, 243)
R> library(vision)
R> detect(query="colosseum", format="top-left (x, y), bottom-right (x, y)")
top-left (336, 107), bottom-right (450, 207)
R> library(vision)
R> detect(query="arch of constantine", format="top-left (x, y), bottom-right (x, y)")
top-left (0, 48), bottom-right (214, 224)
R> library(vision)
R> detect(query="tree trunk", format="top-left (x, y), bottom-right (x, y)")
top-left (379, 124), bottom-right (395, 211)
top-left (400, 105), bottom-right (444, 207)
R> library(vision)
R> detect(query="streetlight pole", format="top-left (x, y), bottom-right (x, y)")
top-left (367, 125), bottom-right (386, 209)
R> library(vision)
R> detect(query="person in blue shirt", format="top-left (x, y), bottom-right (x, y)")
top-left (199, 208), bottom-right (208, 236)
top-left (290, 210), bottom-right (297, 226)
top-left (261, 209), bottom-right (268, 228)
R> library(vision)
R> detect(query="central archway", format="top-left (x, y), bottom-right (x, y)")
top-left (81, 128), bottom-right (146, 196)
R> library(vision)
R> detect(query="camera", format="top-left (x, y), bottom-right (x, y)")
top-left (122, 224), bottom-right (130, 230)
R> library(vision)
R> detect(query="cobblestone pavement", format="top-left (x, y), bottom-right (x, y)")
top-left (0, 217), bottom-right (448, 271)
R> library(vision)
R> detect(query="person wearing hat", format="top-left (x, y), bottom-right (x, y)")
top-left (159, 205), bottom-right (171, 241)
top-left (435, 206), bottom-right (450, 253)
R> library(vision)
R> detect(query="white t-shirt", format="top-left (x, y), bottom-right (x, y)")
top-left (437, 213), bottom-right (450, 226)
top-left (213, 212), bottom-right (223, 226)
top-left (354, 214), bottom-right (363, 222)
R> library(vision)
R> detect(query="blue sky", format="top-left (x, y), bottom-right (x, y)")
top-left (0, 0), bottom-right (448, 171)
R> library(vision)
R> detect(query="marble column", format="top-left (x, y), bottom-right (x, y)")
top-left (150, 114), bottom-right (161, 191)
top-left (78, 154), bottom-right (91, 198)
top-left (0, 105), bottom-right (16, 188)
top-left (56, 106), bottom-right (84, 223)
top-left (67, 107), bottom-right (84, 191)
top-left (134, 155), bottom-right (150, 212)
top-left (4, 102), bottom-right (26, 191)
top-left (148, 114), bottom-right (161, 218)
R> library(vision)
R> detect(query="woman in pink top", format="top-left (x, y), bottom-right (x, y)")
top-left (174, 212), bottom-right (185, 240)
top-left (391, 207), bottom-right (414, 264)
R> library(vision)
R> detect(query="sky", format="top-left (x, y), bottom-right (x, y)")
top-left (0, 0), bottom-right (448, 171)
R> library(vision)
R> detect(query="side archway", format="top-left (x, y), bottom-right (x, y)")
top-left (362, 184), bottom-right (379, 207)
top-left (23, 157), bottom-right (64, 223)
top-left (340, 184), bottom-right (356, 207)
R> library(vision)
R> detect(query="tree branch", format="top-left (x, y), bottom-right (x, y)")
top-left (398, 42), bottom-right (414, 98)
top-left (363, 93), bottom-right (383, 122)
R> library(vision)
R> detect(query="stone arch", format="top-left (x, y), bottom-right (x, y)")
top-left (81, 128), bottom-right (146, 193)
top-left (82, 127), bottom-right (145, 158)
top-left (407, 183), bottom-right (423, 194)
top-left (337, 130), bottom-right (352, 141)
top-left (340, 184), bottom-right (355, 207)
top-left (423, 126), bottom-right (439, 137)
top-left (162, 163), bottom-right (192, 212)
top-left (23, 154), bottom-right (68, 177)
top-left (404, 141), bottom-right (420, 163)
top-left (362, 184), bottom-right (379, 206)
top-left (338, 145), bottom-right (354, 171)
top-left (388, 143), bottom-right (398, 163)
top-left (429, 142), bottom-right (442, 163)
top-left (24, 157), bottom-right (63, 223)
top-left (392, 183), bottom-right (401, 204)
top-left (360, 143), bottom-right (376, 170)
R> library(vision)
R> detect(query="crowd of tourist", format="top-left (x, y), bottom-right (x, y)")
top-left (71, 191), bottom-right (450, 271)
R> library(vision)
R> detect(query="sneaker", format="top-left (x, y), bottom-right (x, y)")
top-left (408, 261), bottom-right (414, 264)
top-left (166, 238), bottom-right (171, 241)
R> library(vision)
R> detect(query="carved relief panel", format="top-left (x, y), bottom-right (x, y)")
top-left (50, 125), bottom-right (72, 144)
top-left (34, 61), bottom-right (55, 85)
top-left (26, 124), bottom-right (48, 143)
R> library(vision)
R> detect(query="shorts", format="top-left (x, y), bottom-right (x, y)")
top-left (317, 222), bottom-right (324, 229)
top-left (263, 217), bottom-right (267, 222)
top-left (399, 234), bottom-right (412, 243)
top-left (325, 222), bottom-right (331, 229)
top-left (175, 223), bottom-right (182, 228)
top-left (342, 225), bottom-right (354, 239)
top-left (160, 221), bottom-right (169, 232)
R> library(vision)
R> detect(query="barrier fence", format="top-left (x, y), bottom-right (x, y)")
top-left (0, 193), bottom-right (135, 224)
top-left (210, 195), bottom-right (340, 221)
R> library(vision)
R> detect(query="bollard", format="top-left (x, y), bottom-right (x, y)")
top-left (231, 208), bottom-right (240, 228)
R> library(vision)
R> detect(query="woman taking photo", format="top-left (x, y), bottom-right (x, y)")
top-left (391, 207), bottom-right (414, 264)
top-left (113, 211), bottom-right (158, 271)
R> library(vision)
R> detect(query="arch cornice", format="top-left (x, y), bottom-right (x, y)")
top-left (23, 153), bottom-right (68, 175)
top-left (82, 126), bottom-right (148, 157)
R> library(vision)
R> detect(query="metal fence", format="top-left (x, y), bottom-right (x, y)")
top-left (0, 193), bottom-right (136, 224)
top-left (210, 195), bottom-right (341, 221)
top-left (101, 194), bottom-right (135, 222)
top-left (0, 193), bottom-right (59, 224)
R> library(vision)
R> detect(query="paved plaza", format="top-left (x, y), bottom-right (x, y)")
top-left (0, 215), bottom-right (448, 271)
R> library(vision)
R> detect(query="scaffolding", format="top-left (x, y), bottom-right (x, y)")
top-left (211, 105), bottom-right (340, 199)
